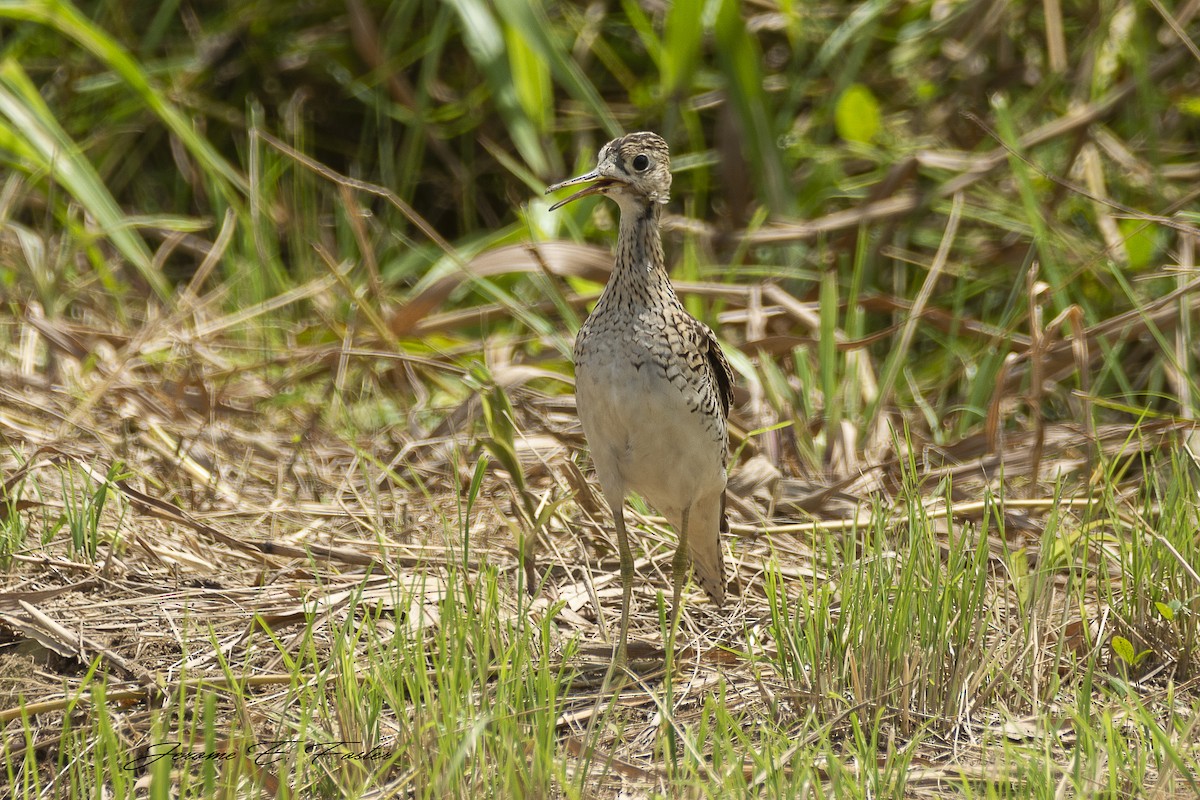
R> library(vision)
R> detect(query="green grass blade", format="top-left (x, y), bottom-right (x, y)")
top-left (662, 0), bottom-right (704, 96)
top-left (0, 58), bottom-right (169, 299)
top-left (0, 0), bottom-right (247, 200)
top-left (493, 0), bottom-right (620, 138)
top-left (446, 0), bottom-right (548, 175)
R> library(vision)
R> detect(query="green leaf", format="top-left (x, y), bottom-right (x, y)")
top-left (1007, 548), bottom-right (1032, 611)
top-left (1111, 636), bottom-right (1135, 664)
top-left (1177, 94), bottom-right (1200, 117)
top-left (1155, 601), bottom-right (1175, 621)
top-left (835, 83), bottom-right (881, 144)
top-left (1118, 218), bottom-right (1160, 271)
top-left (1110, 636), bottom-right (1151, 666)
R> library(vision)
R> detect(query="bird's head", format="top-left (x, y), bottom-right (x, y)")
top-left (546, 132), bottom-right (672, 212)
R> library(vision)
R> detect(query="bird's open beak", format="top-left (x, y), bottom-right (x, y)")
top-left (545, 171), bottom-right (616, 210)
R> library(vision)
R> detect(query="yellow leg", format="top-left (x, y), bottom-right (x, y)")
top-left (613, 503), bottom-right (634, 670)
top-left (671, 506), bottom-right (691, 625)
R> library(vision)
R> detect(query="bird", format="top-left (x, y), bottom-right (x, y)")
top-left (546, 131), bottom-right (734, 667)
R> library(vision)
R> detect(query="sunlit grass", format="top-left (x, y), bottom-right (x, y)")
top-left (0, 0), bottom-right (1198, 797)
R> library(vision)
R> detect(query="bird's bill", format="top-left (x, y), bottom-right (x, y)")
top-left (546, 171), bottom-right (616, 210)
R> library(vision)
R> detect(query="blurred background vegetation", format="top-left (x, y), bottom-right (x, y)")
top-left (2, 3), bottom-right (1200, 795)
top-left (2, 0), bottom-right (1198, 456)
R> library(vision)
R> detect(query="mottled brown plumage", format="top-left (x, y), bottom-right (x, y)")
top-left (547, 132), bottom-right (733, 666)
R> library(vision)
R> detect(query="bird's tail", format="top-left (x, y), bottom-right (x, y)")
top-left (685, 491), bottom-right (726, 606)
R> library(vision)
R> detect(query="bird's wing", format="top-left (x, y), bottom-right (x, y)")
top-left (692, 319), bottom-right (735, 544)
top-left (696, 320), bottom-right (735, 419)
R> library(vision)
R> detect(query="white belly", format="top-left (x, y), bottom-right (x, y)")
top-left (576, 356), bottom-right (726, 518)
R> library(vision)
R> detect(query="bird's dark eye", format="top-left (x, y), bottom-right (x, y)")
top-left (632, 154), bottom-right (650, 171)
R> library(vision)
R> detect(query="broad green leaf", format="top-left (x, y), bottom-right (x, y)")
top-left (835, 83), bottom-right (881, 144)
top-left (1007, 547), bottom-right (1032, 611)
top-left (1177, 95), bottom-right (1200, 117)
top-left (1111, 635), bottom-right (1135, 664)
top-left (1118, 218), bottom-right (1160, 271)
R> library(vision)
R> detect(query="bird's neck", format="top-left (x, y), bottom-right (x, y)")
top-left (606, 200), bottom-right (678, 308)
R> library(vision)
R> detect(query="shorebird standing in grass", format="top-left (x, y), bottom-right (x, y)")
top-left (546, 132), bottom-right (733, 668)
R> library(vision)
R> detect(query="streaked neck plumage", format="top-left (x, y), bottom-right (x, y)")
top-left (601, 195), bottom-right (679, 312)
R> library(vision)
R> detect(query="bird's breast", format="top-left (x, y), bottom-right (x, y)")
top-left (573, 308), bottom-right (728, 508)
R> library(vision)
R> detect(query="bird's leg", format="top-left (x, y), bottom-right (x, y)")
top-left (613, 503), bottom-right (634, 670)
top-left (671, 506), bottom-right (691, 633)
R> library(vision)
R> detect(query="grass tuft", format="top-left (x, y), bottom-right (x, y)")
top-left (1, 1), bottom-right (1199, 796)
